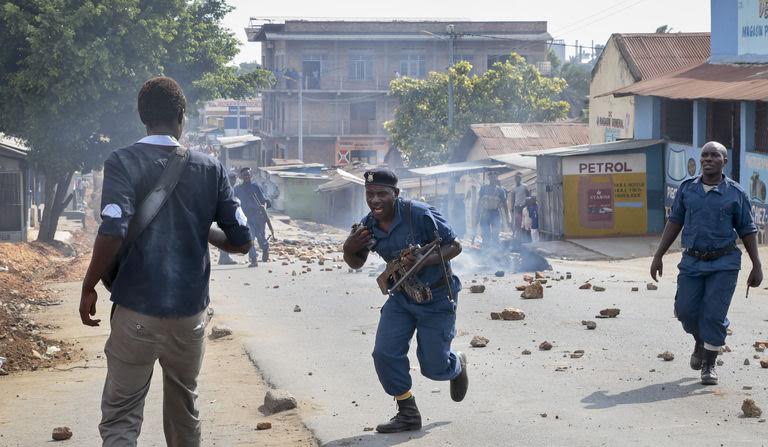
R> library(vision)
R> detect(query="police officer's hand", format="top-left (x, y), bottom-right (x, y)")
top-left (79, 287), bottom-right (101, 327)
top-left (401, 252), bottom-right (418, 271)
top-left (748, 266), bottom-right (763, 288)
top-left (344, 226), bottom-right (372, 254)
top-left (650, 255), bottom-right (663, 282)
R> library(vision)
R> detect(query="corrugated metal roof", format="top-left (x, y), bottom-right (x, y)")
top-left (408, 159), bottom-right (509, 177)
top-left (0, 134), bottom-right (29, 159)
top-left (317, 169), bottom-right (365, 192)
top-left (469, 123), bottom-right (589, 157)
top-left (488, 153), bottom-right (537, 170)
top-left (606, 63), bottom-right (768, 101)
top-left (521, 139), bottom-right (664, 157)
top-left (263, 32), bottom-right (551, 42)
top-left (614, 33), bottom-right (710, 81)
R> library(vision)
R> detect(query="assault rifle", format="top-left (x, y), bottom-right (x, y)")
top-left (251, 192), bottom-right (275, 241)
top-left (376, 234), bottom-right (443, 303)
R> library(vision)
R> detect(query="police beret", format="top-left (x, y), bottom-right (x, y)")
top-left (364, 168), bottom-right (398, 188)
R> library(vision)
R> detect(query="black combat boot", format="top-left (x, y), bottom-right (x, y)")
top-left (450, 351), bottom-right (469, 402)
top-left (375, 396), bottom-right (422, 433)
top-left (701, 348), bottom-right (719, 385)
top-left (690, 339), bottom-right (704, 371)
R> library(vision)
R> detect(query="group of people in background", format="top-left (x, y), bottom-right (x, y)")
top-left (476, 171), bottom-right (538, 246)
top-left (218, 166), bottom-right (272, 266)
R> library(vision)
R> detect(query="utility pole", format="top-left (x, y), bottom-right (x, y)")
top-left (447, 24), bottom-right (456, 130)
top-left (298, 71), bottom-right (304, 161)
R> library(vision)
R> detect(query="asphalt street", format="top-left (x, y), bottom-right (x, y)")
top-left (209, 248), bottom-right (768, 447)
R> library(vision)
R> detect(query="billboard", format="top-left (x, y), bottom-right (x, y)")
top-left (738, 0), bottom-right (768, 56)
top-left (562, 153), bottom-right (647, 237)
top-left (744, 152), bottom-right (768, 232)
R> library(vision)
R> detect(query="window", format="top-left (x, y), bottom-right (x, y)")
top-left (660, 99), bottom-right (693, 144)
top-left (399, 54), bottom-right (426, 78)
top-left (707, 101), bottom-right (741, 150)
top-left (302, 55), bottom-right (328, 89)
top-left (351, 150), bottom-right (378, 164)
top-left (349, 54), bottom-right (373, 81)
top-left (756, 102), bottom-right (768, 153)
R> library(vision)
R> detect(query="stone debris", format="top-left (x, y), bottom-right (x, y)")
top-left (501, 308), bottom-right (526, 321)
top-left (647, 283), bottom-right (658, 291)
top-left (264, 389), bottom-right (298, 414)
top-left (745, 358), bottom-right (751, 366)
top-left (566, 273), bottom-right (572, 279)
top-left (209, 325), bottom-right (233, 340)
top-left (520, 281), bottom-right (544, 299)
top-left (754, 341), bottom-right (768, 351)
top-left (657, 351), bottom-right (675, 361)
top-left (579, 283), bottom-right (592, 290)
top-left (363, 427), bottom-right (374, 432)
top-left (592, 286), bottom-right (606, 292)
top-left (470, 336), bottom-right (489, 348)
top-left (515, 284), bottom-right (528, 291)
top-left (293, 305), bottom-right (302, 313)
top-left (522, 349), bottom-right (532, 355)
top-left (523, 274), bottom-right (534, 283)
top-left (631, 287), bottom-right (639, 292)
top-left (490, 312), bottom-right (502, 320)
top-left (742, 399), bottom-right (763, 418)
top-left (760, 358), bottom-right (768, 368)
top-left (256, 422), bottom-right (272, 430)
top-left (535, 271), bottom-right (547, 279)
top-left (539, 341), bottom-right (553, 351)
top-left (597, 308), bottom-right (620, 318)
top-left (582, 320), bottom-right (597, 330)
top-left (495, 271), bottom-right (505, 277)
top-left (717, 359), bottom-right (724, 366)
top-left (52, 426), bottom-right (72, 441)
top-left (570, 350), bottom-right (585, 359)
top-left (470, 285), bottom-right (486, 294)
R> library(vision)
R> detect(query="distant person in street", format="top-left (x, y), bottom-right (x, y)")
top-left (234, 166), bottom-right (271, 267)
top-left (510, 172), bottom-right (529, 238)
top-left (343, 168), bottom-right (468, 434)
top-left (650, 141), bottom-right (762, 386)
top-left (218, 170), bottom-right (241, 265)
top-left (475, 172), bottom-right (508, 247)
top-left (79, 76), bottom-right (252, 446)
top-left (522, 196), bottom-right (539, 242)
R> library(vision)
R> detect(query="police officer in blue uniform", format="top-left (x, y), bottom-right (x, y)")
top-left (234, 167), bottom-right (271, 267)
top-left (343, 168), bottom-right (468, 433)
top-left (651, 141), bottom-right (763, 385)
top-left (219, 170), bottom-right (241, 265)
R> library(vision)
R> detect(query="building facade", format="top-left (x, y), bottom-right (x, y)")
top-left (247, 20), bottom-right (551, 167)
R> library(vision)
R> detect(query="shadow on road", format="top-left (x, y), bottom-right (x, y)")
top-left (581, 378), bottom-right (713, 409)
top-left (322, 421), bottom-right (451, 447)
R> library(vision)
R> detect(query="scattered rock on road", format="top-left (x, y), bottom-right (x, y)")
top-left (490, 312), bottom-right (502, 320)
top-left (579, 283), bottom-right (592, 290)
top-left (209, 325), bottom-right (233, 340)
top-left (515, 284), bottom-right (528, 291)
top-left (597, 308), bottom-right (620, 318)
top-left (256, 422), bottom-right (272, 430)
top-left (501, 308), bottom-right (526, 321)
top-left (522, 349), bottom-right (532, 355)
top-left (742, 399), bottom-right (763, 418)
top-left (592, 286), bottom-right (606, 292)
top-left (539, 341), bottom-right (553, 351)
top-left (658, 351), bottom-right (675, 361)
top-left (495, 271), bottom-right (505, 277)
top-left (363, 427), bottom-right (374, 432)
top-left (52, 426), bottom-right (72, 441)
top-left (647, 283), bottom-right (658, 291)
top-left (760, 358), bottom-right (768, 368)
top-left (582, 320), bottom-right (597, 330)
top-left (745, 358), bottom-right (751, 365)
top-left (535, 271), bottom-right (547, 279)
top-left (470, 336), bottom-right (489, 348)
top-left (264, 389), bottom-right (298, 414)
top-left (521, 282), bottom-right (544, 299)
top-left (631, 287), bottom-right (639, 292)
top-left (293, 305), bottom-right (302, 313)
top-left (470, 285), bottom-right (486, 294)
top-left (570, 350), bottom-right (585, 359)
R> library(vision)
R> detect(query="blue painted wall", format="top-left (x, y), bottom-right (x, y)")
top-left (711, 0), bottom-right (738, 62)
top-left (634, 96), bottom-right (660, 140)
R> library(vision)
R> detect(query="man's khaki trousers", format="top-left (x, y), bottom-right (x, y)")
top-left (99, 304), bottom-right (208, 447)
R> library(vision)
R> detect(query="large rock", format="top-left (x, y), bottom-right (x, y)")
top-left (470, 336), bottom-right (489, 348)
top-left (647, 283), bottom-right (658, 291)
top-left (52, 427), bottom-right (72, 441)
top-left (264, 389), bottom-right (298, 414)
top-left (597, 308), bottom-right (621, 318)
top-left (742, 399), bottom-right (763, 418)
top-left (209, 325), bottom-right (233, 340)
top-left (539, 341), bottom-right (553, 351)
top-left (521, 281), bottom-right (544, 299)
top-left (657, 351), bottom-right (675, 361)
top-left (501, 308), bottom-right (526, 321)
top-left (579, 283), bottom-right (592, 290)
top-left (469, 285), bottom-right (486, 294)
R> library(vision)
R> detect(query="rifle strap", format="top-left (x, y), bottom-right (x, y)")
top-left (405, 199), bottom-right (414, 245)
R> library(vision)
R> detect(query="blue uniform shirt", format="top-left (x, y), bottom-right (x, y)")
top-left (362, 198), bottom-right (461, 295)
top-left (98, 139), bottom-right (252, 317)
top-left (669, 175), bottom-right (757, 273)
top-left (234, 182), bottom-right (268, 220)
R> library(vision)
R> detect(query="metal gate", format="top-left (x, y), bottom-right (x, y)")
top-left (0, 171), bottom-right (22, 232)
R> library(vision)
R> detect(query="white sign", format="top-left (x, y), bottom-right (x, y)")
top-left (563, 153), bottom-right (646, 176)
top-left (738, 0), bottom-right (768, 56)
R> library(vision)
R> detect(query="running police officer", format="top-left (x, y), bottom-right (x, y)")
top-left (651, 141), bottom-right (763, 385)
top-left (343, 168), bottom-right (468, 433)
top-left (234, 167), bottom-right (271, 267)
top-left (219, 170), bottom-right (240, 265)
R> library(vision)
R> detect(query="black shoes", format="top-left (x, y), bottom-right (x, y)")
top-left (450, 352), bottom-right (469, 402)
top-left (701, 348), bottom-right (719, 385)
top-left (690, 340), bottom-right (704, 370)
top-left (248, 261), bottom-right (258, 268)
top-left (376, 396), bottom-right (422, 433)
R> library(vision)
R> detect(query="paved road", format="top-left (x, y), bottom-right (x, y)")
top-left (209, 249), bottom-right (768, 447)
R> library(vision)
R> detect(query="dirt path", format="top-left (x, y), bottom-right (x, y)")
top-left (0, 281), bottom-right (317, 446)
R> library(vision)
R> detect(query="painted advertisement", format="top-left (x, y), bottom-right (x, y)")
top-left (563, 153), bottom-right (647, 237)
top-left (744, 153), bottom-right (768, 234)
top-left (738, 0), bottom-right (768, 56)
top-left (664, 143), bottom-right (700, 216)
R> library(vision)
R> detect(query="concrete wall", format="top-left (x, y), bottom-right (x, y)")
top-left (589, 38), bottom-right (637, 143)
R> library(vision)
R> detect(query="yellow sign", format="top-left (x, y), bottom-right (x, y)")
top-left (562, 154), bottom-right (648, 237)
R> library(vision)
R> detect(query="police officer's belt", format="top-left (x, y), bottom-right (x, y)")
top-left (684, 244), bottom-right (737, 261)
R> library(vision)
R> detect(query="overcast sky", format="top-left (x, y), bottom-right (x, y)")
top-left (223, 0), bottom-right (711, 65)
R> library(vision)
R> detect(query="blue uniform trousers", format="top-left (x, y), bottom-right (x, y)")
top-left (675, 270), bottom-right (739, 347)
top-left (372, 291), bottom-right (461, 396)
top-left (247, 219), bottom-right (269, 262)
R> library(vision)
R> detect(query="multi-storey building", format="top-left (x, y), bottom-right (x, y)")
top-left (246, 20), bottom-right (551, 167)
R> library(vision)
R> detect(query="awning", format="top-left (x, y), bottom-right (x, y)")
top-left (408, 159), bottom-right (509, 177)
top-left (488, 153), bottom-right (537, 170)
top-left (519, 139), bottom-right (664, 157)
top-left (217, 135), bottom-right (261, 147)
top-left (317, 169), bottom-right (365, 192)
top-left (601, 62), bottom-right (768, 101)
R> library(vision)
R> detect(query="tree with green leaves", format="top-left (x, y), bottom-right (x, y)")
top-left (385, 54), bottom-right (569, 166)
top-left (0, 0), bottom-right (274, 242)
